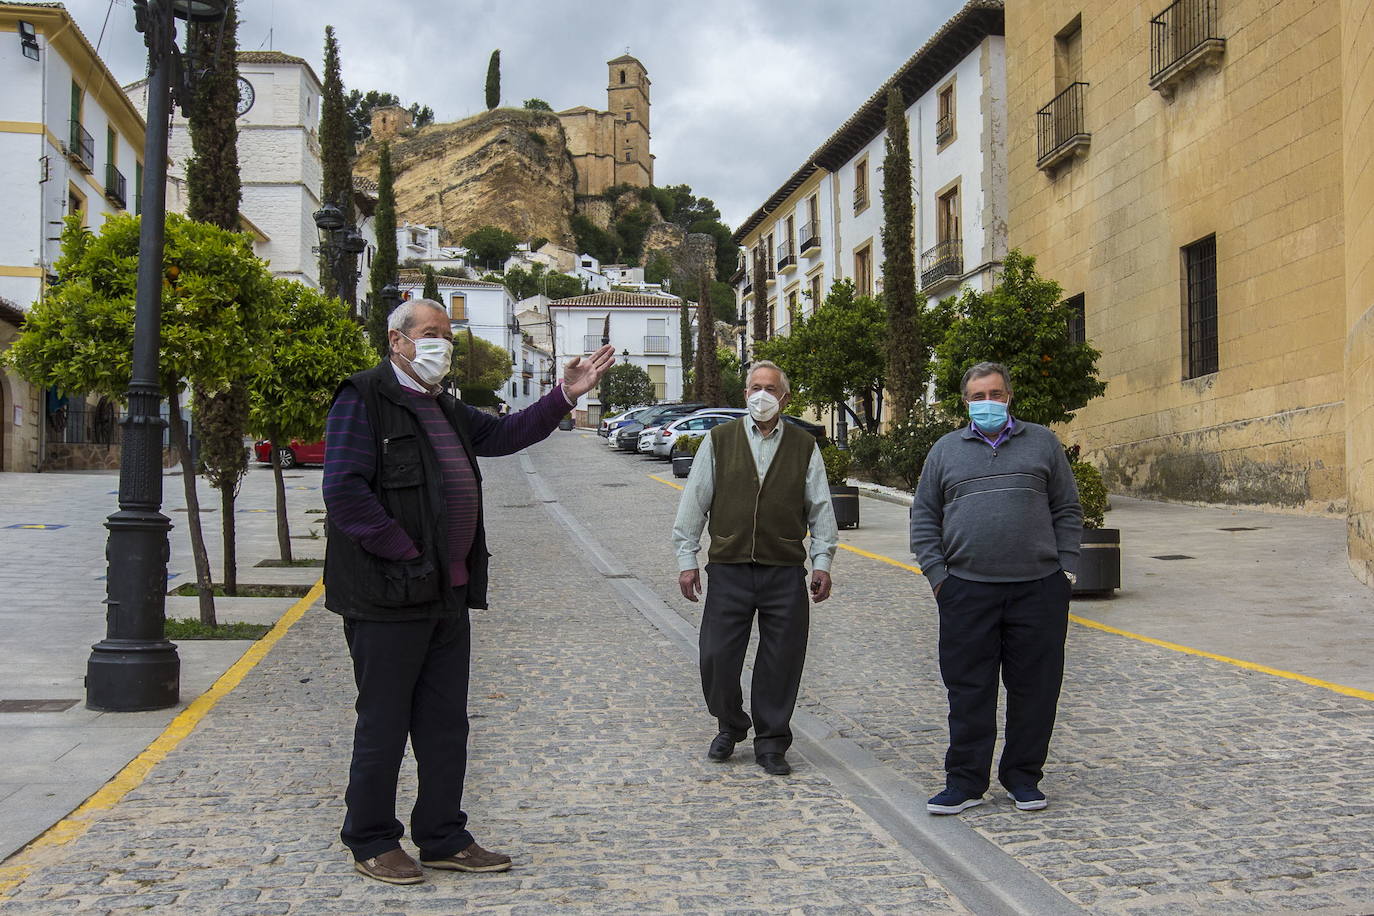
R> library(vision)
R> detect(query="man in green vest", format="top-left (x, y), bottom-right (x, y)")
top-left (671, 361), bottom-right (838, 776)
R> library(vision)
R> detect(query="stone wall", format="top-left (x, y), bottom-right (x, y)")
top-left (1342, 0), bottom-right (1374, 582)
top-left (1005, 0), bottom-right (1348, 516)
top-left (41, 442), bottom-right (179, 472)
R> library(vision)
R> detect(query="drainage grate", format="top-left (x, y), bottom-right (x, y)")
top-left (601, 483), bottom-right (628, 487)
top-left (1218, 526), bottom-right (1265, 532)
top-left (0, 699), bottom-right (79, 713)
top-left (1151, 554), bottom-right (1195, 561)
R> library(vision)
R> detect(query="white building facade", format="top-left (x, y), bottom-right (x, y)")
top-left (732, 0), bottom-right (1007, 420)
top-left (548, 291), bottom-right (687, 426)
top-left (127, 50), bottom-right (325, 287)
top-left (0, 2), bottom-right (149, 471)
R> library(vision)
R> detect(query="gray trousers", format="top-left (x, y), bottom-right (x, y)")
top-left (699, 562), bottom-right (810, 756)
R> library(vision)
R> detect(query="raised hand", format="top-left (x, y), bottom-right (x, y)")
top-left (563, 345), bottom-right (616, 400)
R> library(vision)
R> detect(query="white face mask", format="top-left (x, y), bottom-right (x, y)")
top-left (747, 389), bottom-right (780, 422)
top-left (400, 333), bottom-right (453, 386)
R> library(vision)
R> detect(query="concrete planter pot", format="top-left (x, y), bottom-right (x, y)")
top-left (830, 484), bottom-right (860, 530)
top-left (557, 417), bottom-right (575, 431)
top-left (1073, 527), bottom-right (1120, 596)
top-left (672, 455), bottom-right (694, 478)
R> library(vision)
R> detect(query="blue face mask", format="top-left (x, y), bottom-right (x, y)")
top-left (968, 399), bottom-right (1009, 434)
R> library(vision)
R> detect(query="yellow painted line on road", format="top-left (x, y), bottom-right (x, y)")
top-left (1067, 615), bottom-right (1374, 702)
top-left (837, 543), bottom-right (923, 574)
top-left (644, 469), bottom-right (1373, 704)
top-left (0, 578), bottom-right (325, 896)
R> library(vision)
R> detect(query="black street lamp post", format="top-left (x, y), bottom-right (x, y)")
top-left (86, 0), bottom-right (229, 712)
top-left (313, 200), bottom-right (367, 314)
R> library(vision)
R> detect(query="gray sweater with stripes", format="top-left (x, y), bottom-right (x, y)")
top-left (909, 419), bottom-right (1083, 590)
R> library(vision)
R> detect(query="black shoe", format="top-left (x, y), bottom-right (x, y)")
top-left (707, 732), bottom-right (737, 761)
top-left (757, 753), bottom-right (791, 776)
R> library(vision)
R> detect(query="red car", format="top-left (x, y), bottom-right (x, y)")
top-left (253, 439), bottom-right (325, 469)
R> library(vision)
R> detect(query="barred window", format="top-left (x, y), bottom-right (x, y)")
top-left (1183, 235), bottom-right (1218, 378)
top-left (1065, 293), bottom-right (1086, 345)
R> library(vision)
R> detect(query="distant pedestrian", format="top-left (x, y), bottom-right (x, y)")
top-left (671, 361), bottom-right (838, 776)
top-left (323, 298), bottom-right (614, 884)
top-left (909, 361), bottom-right (1082, 815)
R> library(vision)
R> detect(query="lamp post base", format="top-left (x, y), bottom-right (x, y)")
top-left (85, 640), bottom-right (180, 712)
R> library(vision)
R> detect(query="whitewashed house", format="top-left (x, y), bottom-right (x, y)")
top-left (732, 0), bottom-right (1007, 405)
top-left (548, 291), bottom-right (687, 427)
top-left (127, 50), bottom-right (326, 287)
top-left (0, 2), bottom-right (150, 471)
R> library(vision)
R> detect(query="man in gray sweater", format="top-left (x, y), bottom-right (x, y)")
top-left (909, 361), bottom-right (1082, 815)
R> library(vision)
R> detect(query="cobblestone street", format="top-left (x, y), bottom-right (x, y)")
top-left (1, 431), bottom-right (1371, 914)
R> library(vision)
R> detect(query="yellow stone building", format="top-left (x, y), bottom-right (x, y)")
top-left (559, 55), bottom-right (653, 196)
top-left (1004, 0), bottom-right (1373, 580)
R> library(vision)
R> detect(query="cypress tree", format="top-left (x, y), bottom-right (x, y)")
top-left (423, 263), bottom-right (440, 302)
top-left (186, 1), bottom-right (246, 610)
top-left (750, 244), bottom-right (770, 355)
top-left (679, 297), bottom-right (694, 400)
top-left (485, 49), bottom-right (501, 110)
top-left (319, 26), bottom-right (357, 310)
top-left (695, 272), bottom-right (724, 406)
top-left (880, 86), bottom-right (922, 420)
top-left (367, 142), bottom-right (399, 356)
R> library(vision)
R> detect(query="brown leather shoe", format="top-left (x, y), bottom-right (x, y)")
top-left (354, 847), bottom-right (424, 884)
top-left (421, 841), bottom-right (513, 873)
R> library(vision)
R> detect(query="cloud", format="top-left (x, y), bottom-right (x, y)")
top-left (60, 0), bottom-right (969, 231)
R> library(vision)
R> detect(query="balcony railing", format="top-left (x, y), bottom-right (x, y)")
top-left (853, 184), bottom-right (869, 212)
top-left (541, 369), bottom-right (555, 385)
top-left (1036, 82), bottom-right (1090, 172)
top-left (1149, 0), bottom-right (1225, 96)
top-left (104, 162), bottom-right (127, 209)
top-left (920, 238), bottom-right (964, 291)
top-left (936, 113), bottom-right (954, 145)
top-left (583, 334), bottom-right (605, 353)
top-left (67, 121), bottom-right (94, 172)
top-left (521, 362), bottom-right (534, 378)
top-left (799, 220), bottom-right (820, 254)
top-left (776, 240), bottom-right (797, 273)
top-left (643, 335), bottom-right (669, 354)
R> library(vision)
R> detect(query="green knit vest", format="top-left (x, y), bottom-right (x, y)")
top-left (707, 419), bottom-right (812, 566)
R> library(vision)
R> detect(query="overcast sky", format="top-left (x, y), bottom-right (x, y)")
top-left (61, 0), bottom-right (967, 229)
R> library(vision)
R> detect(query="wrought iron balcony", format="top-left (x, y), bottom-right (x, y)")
top-left (936, 113), bottom-right (954, 145)
top-left (643, 335), bottom-right (669, 354)
top-left (1036, 82), bottom-right (1090, 172)
top-left (1150, 0), bottom-right (1225, 97)
top-left (583, 334), bottom-right (604, 353)
top-left (920, 238), bottom-right (963, 291)
top-left (776, 239), bottom-right (797, 273)
top-left (799, 220), bottom-right (820, 254)
top-left (104, 163), bottom-right (127, 209)
top-left (521, 361), bottom-right (534, 377)
top-left (67, 121), bottom-right (94, 172)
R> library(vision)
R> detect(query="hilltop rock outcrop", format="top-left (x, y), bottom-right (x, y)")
top-left (354, 108), bottom-right (576, 247)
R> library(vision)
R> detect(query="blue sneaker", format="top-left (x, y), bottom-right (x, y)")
top-left (1007, 785), bottom-right (1047, 811)
top-left (926, 786), bottom-right (984, 815)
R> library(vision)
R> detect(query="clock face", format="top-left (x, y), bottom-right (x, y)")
top-left (236, 76), bottom-right (255, 117)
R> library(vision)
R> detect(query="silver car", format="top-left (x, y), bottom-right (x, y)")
top-left (651, 410), bottom-right (746, 458)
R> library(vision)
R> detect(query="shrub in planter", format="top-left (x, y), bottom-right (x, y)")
top-left (877, 409), bottom-right (961, 491)
top-left (822, 444), bottom-right (860, 529)
top-left (847, 430), bottom-right (882, 480)
top-left (1071, 457), bottom-right (1109, 529)
top-left (672, 434), bottom-right (704, 478)
top-left (1066, 446), bottom-right (1118, 595)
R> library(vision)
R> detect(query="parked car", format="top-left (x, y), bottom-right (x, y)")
top-left (613, 403), bottom-right (705, 451)
top-left (598, 405), bottom-right (653, 438)
top-left (782, 414), bottom-right (830, 447)
top-left (651, 410), bottom-right (745, 457)
top-left (254, 438), bottom-right (325, 469)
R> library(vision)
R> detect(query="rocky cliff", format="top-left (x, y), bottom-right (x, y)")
top-left (354, 108), bottom-right (576, 248)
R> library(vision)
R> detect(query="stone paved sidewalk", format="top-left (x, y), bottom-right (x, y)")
top-left (0, 447), bottom-right (968, 915)
top-left (547, 434), bottom-right (1374, 915)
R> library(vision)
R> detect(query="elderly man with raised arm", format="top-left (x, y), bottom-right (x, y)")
top-left (671, 361), bottom-right (838, 777)
top-left (323, 298), bottom-right (613, 884)
top-left (909, 361), bottom-right (1082, 816)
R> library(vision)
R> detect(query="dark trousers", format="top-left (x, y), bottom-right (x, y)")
top-left (936, 571), bottom-right (1070, 795)
top-left (699, 562), bottom-right (810, 757)
top-left (341, 597), bottom-right (474, 861)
